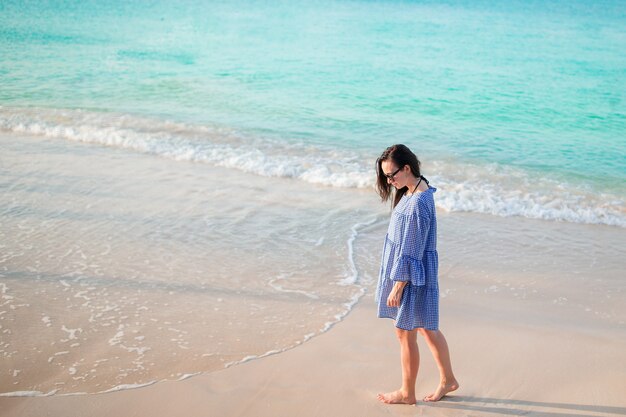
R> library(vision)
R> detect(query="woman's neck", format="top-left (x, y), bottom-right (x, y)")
top-left (405, 176), bottom-right (423, 195)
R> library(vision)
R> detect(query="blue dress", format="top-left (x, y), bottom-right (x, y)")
top-left (376, 186), bottom-right (439, 331)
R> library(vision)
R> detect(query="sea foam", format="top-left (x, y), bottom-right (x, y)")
top-left (0, 106), bottom-right (372, 188)
top-left (1, 106), bottom-right (624, 227)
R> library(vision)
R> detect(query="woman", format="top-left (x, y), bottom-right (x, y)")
top-left (375, 144), bottom-right (459, 405)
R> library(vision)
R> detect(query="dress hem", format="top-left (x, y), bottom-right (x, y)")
top-left (377, 314), bottom-right (439, 331)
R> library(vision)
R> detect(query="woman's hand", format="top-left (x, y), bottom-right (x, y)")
top-left (387, 281), bottom-right (407, 307)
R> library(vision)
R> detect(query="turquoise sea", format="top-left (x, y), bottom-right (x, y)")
top-left (2, 0), bottom-right (626, 226)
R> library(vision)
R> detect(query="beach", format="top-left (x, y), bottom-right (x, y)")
top-left (2, 132), bottom-right (625, 416)
top-left (2, 0), bottom-right (626, 415)
top-left (3, 295), bottom-right (626, 417)
top-left (2, 206), bottom-right (625, 416)
top-left (0, 131), bottom-right (378, 396)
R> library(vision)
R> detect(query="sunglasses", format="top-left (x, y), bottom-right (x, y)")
top-left (384, 166), bottom-right (403, 180)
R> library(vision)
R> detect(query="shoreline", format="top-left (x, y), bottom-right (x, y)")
top-left (0, 211), bottom-right (381, 398)
top-left (2, 106), bottom-right (625, 228)
top-left (0, 131), bottom-right (383, 395)
top-left (2, 255), bottom-right (624, 415)
top-left (2, 286), bottom-right (625, 417)
top-left (1, 132), bottom-right (625, 416)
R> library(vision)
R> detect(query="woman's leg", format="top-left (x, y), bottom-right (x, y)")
top-left (420, 329), bottom-right (459, 401)
top-left (377, 327), bottom-right (419, 404)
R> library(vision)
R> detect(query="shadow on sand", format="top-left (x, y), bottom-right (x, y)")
top-left (423, 396), bottom-right (626, 417)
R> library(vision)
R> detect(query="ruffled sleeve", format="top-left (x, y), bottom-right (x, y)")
top-left (389, 199), bottom-right (431, 286)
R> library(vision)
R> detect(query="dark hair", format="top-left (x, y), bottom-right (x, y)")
top-left (375, 144), bottom-right (427, 208)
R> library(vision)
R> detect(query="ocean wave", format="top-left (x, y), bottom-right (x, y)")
top-left (1, 106), bottom-right (624, 227)
top-left (0, 106), bottom-right (373, 188)
top-left (429, 160), bottom-right (626, 228)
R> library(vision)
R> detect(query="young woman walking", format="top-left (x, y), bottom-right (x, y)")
top-left (375, 144), bottom-right (459, 404)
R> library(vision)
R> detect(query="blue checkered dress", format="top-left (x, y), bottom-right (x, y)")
top-left (376, 187), bottom-right (439, 330)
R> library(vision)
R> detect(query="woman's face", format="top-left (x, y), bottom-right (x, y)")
top-left (381, 160), bottom-right (409, 189)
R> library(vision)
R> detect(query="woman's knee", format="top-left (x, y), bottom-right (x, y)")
top-left (395, 328), bottom-right (417, 343)
top-left (421, 328), bottom-right (440, 341)
top-left (395, 328), bottom-right (407, 341)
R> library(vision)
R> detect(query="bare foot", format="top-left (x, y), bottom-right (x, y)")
top-left (377, 390), bottom-right (417, 405)
top-left (423, 379), bottom-right (459, 402)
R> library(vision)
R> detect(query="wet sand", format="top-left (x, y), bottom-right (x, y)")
top-left (2, 290), bottom-right (625, 417)
top-left (0, 132), bottom-right (375, 395)
top-left (2, 205), bottom-right (626, 417)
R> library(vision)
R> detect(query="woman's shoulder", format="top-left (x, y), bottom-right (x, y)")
top-left (396, 187), bottom-right (436, 215)
top-left (414, 186), bottom-right (436, 206)
top-left (419, 186), bottom-right (436, 196)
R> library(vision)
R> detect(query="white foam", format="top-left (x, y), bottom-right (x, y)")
top-left (108, 328), bottom-right (125, 346)
top-left (429, 162), bottom-right (626, 228)
top-left (177, 372), bottom-right (201, 381)
top-left (268, 275), bottom-right (319, 299)
top-left (226, 217), bottom-right (377, 370)
top-left (124, 346), bottom-right (150, 355)
top-left (224, 349), bottom-right (284, 368)
top-left (97, 381), bottom-right (157, 394)
top-left (1, 106), bottom-right (624, 228)
top-left (0, 107), bottom-right (372, 188)
top-left (339, 216), bottom-right (380, 286)
top-left (61, 326), bottom-right (82, 340)
top-left (0, 390), bottom-right (58, 397)
top-left (321, 287), bottom-right (366, 334)
top-left (74, 291), bottom-right (90, 300)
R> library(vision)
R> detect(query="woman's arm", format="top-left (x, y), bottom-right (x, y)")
top-left (387, 280), bottom-right (407, 307)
